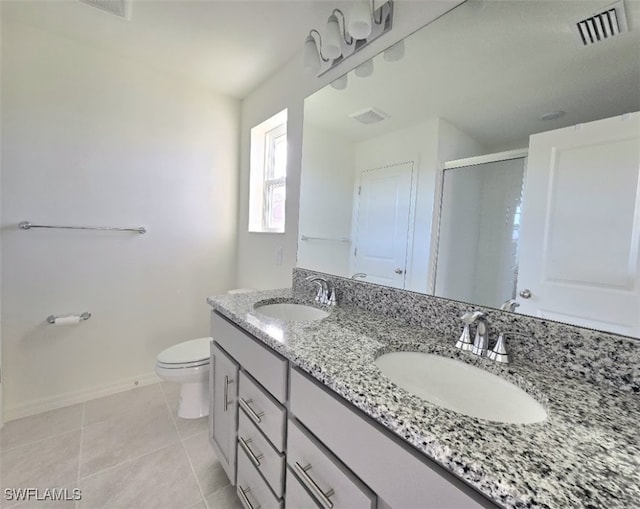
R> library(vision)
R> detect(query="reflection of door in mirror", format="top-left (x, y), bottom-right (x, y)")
top-left (351, 162), bottom-right (414, 289)
top-left (434, 155), bottom-right (526, 308)
top-left (518, 113), bottom-right (640, 336)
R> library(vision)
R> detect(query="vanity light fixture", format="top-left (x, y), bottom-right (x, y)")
top-left (303, 0), bottom-right (394, 77)
top-left (304, 30), bottom-right (328, 75)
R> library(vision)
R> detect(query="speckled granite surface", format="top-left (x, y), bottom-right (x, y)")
top-left (207, 278), bottom-right (640, 509)
top-left (292, 269), bottom-right (640, 394)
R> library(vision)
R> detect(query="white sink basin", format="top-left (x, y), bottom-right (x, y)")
top-left (254, 303), bottom-right (329, 322)
top-left (375, 352), bottom-right (547, 424)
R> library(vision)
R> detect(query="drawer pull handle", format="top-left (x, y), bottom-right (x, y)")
top-left (239, 436), bottom-right (264, 467)
top-left (294, 462), bottom-right (335, 509)
top-left (223, 376), bottom-right (235, 412)
top-left (240, 398), bottom-right (265, 424)
top-left (238, 485), bottom-right (261, 509)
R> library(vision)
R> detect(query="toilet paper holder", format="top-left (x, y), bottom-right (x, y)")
top-left (47, 312), bottom-right (92, 325)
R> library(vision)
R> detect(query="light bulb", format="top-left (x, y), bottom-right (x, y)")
top-left (355, 59), bottom-right (374, 77)
top-left (348, 0), bottom-right (372, 40)
top-left (324, 15), bottom-right (342, 59)
top-left (303, 34), bottom-right (321, 75)
top-left (383, 40), bottom-right (405, 62)
top-left (330, 74), bottom-right (348, 90)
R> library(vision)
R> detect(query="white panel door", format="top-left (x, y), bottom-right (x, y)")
top-left (517, 113), bottom-right (640, 335)
top-left (352, 163), bottom-right (413, 288)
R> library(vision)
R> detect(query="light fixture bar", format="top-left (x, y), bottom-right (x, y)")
top-left (305, 0), bottom-right (394, 78)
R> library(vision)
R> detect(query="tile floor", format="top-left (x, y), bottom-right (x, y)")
top-left (0, 382), bottom-right (243, 509)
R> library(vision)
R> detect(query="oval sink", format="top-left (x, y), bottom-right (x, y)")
top-left (254, 303), bottom-right (330, 322)
top-left (375, 352), bottom-right (547, 424)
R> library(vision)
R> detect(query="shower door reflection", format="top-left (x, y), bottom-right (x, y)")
top-left (434, 156), bottom-right (526, 309)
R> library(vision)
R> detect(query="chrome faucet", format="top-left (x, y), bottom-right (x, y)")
top-left (488, 331), bottom-right (510, 363)
top-left (304, 275), bottom-right (337, 306)
top-left (351, 273), bottom-right (367, 280)
top-left (500, 299), bottom-right (520, 312)
top-left (457, 311), bottom-right (510, 362)
top-left (470, 316), bottom-right (489, 357)
top-left (457, 311), bottom-right (485, 351)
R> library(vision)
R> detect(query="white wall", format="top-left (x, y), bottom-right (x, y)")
top-left (235, 0), bottom-right (465, 291)
top-left (1, 21), bottom-right (240, 419)
top-left (353, 118), bottom-right (485, 293)
top-left (354, 119), bottom-right (436, 292)
top-left (298, 124), bottom-right (355, 277)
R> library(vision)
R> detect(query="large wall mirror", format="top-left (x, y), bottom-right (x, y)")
top-left (298, 0), bottom-right (640, 337)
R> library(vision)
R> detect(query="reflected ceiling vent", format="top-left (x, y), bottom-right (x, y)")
top-left (79, 0), bottom-right (132, 20)
top-left (349, 107), bottom-right (389, 124)
top-left (575, 0), bottom-right (628, 46)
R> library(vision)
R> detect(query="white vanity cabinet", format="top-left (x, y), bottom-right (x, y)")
top-left (210, 311), bottom-right (496, 509)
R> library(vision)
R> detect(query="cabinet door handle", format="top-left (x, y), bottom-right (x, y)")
top-left (294, 462), bottom-right (335, 509)
top-left (238, 485), bottom-right (260, 509)
top-left (239, 398), bottom-right (264, 424)
top-left (223, 375), bottom-right (234, 412)
top-left (239, 436), bottom-right (264, 467)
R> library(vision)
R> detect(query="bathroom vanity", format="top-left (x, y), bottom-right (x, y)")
top-left (207, 271), bottom-right (640, 509)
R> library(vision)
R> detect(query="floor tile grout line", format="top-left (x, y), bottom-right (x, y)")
top-left (159, 381), bottom-right (211, 507)
top-left (78, 440), bottom-right (182, 483)
top-left (179, 437), bottom-right (209, 509)
top-left (160, 382), bottom-right (213, 508)
top-left (0, 427), bottom-right (84, 456)
top-left (76, 402), bottom-right (86, 509)
top-left (159, 382), bottom-right (181, 438)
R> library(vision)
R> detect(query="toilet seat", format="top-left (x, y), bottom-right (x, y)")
top-left (156, 337), bottom-right (211, 367)
top-left (156, 359), bottom-right (209, 369)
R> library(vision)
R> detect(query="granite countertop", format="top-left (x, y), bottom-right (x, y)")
top-left (207, 289), bottom-right (640, 509)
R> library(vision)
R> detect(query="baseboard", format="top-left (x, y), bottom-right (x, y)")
top-left (3, 372), bottom-right (162, 423)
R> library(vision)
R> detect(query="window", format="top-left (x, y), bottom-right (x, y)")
top-left (249, 109), bottom-right (288, 233)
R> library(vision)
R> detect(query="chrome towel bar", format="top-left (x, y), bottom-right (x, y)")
top-left (19, 221), bottom-right (146, 234)
top-left (300, 235), bottom-right (350, 242)
top-left (47, 312), bottom-right (91, 324)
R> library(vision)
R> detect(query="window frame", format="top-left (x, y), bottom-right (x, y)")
top-left (261, 123), bottom-right (287, 232)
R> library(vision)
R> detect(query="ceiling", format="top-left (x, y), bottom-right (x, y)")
top-left (1, 0), bottom-right (320, 99)
top-left (304, 0), bottom-right (640, 149)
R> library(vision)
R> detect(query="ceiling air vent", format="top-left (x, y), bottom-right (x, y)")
top-left (79, 0), bottom-right (131, 20)
top-left (576, 0), bottom-right (628, 46)
top-left (349, 107), bottom-right (390, 125)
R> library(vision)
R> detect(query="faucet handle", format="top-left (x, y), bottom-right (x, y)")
top-left (488, 331), bottom-right (511, 363)
top-left (471, 319), bottom-right (489, 356)
top-left (460, 311), bottom-right (485, 325)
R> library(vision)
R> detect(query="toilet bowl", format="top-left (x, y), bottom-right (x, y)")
top-left (155, 337), bottom-right (212, 419)
top-left (156, 288), bottom-right (256, 419)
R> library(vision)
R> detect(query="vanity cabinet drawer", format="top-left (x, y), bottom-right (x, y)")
top-left (238, 410), bottom-right (285, 498)
top-left (239, 371), bottom-right (286, 452)
top-left (287, 419), bottom-right (376, 509)
top-left (237, 444), bottom-right (283, 509)
top-left (289, 368), bottom-right (490, 509)
top-left (285, 466), bottom-right (321, 508)
top-left (212, 311), bottom-right (288, 403)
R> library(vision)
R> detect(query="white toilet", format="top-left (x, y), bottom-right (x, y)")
top-left (155, 288), bottom-right (255, 419)
top-left (155, 337), bottom-right (212, 419)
